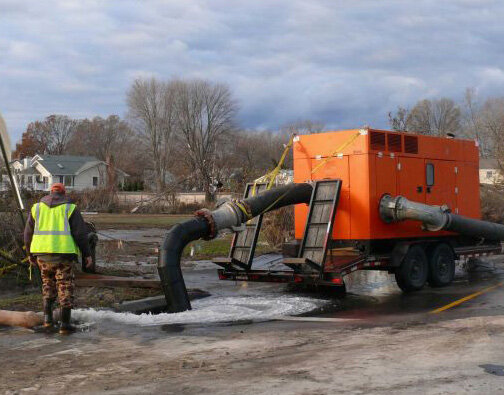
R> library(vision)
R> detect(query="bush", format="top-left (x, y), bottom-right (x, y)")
top-left (0, 212), bottom-right (31, 287)
top-left (481, 184), bottom-right (504, 223)
top-left (69, 188), bottom-right (118, 212)
top-left (261, 206), bottom-right (295, 248)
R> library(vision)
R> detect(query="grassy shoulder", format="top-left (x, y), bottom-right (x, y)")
top-left (182, 234), bottom-right (276, 260)
top-left (83, 213), bottom-right (192, 229)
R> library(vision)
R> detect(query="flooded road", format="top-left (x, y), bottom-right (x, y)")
top-left (3, 254), bottom-right (504, 394)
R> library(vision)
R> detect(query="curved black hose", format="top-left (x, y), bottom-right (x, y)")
top-left (158, 217), bottom-right (210, 312)
top-left (158, 183), bottom-right (313, 313)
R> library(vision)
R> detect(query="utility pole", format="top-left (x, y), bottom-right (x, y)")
top-left (0, 114), bottom-right (41, 286)
top-left (0, 123), bottom-right (25, 226)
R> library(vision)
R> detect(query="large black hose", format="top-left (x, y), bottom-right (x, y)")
top-left (245, 183), bottom-right (313, 217)
top-left (158, 183), bottom-right (313, 313)
top-left (158, 218), bottom-right (209, 313)
top-left (380, 195), bottom-right (504, 242)
top-left (446, 214), bottom-right (504, 241)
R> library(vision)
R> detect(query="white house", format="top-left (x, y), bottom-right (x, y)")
top-left (2, 155), bottom-right (128, 192)
top-left (480, 158), bottom-right (503, 185)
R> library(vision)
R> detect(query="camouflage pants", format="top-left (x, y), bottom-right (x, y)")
top-left (37, 256), bottom-right (75, 308)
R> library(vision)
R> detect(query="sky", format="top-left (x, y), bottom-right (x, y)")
top-left (1, 0), bottom-right (504, 146)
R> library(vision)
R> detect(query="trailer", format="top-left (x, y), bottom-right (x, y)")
top-left (214, 129), bottom-right (502, 292)
top-left (158, 128), bottom-right (504, 313)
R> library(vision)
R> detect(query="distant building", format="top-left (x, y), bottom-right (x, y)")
top-left (1, 155), bottom-right (128, 192)
top-left (254, 169), bottom-right (293, 186)
top-left (479, 158), bottom-right (503, 185)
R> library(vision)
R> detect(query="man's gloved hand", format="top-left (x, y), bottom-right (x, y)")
top-left (85, 256), bottom-right (93, 269)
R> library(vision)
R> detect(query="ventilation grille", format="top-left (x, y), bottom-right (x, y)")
top-left (404, 135), bottom-right (419, 154)
top-left (387, 134), bottom-right (402, 152)
top-left (370, 132), bottom-right (386, 151)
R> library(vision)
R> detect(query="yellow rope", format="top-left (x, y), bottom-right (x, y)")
top-left (253, 134), bottom-right (296, 195)
top-left (311, 132), bottom-right (361, 175)
top-left (235, 201), bottom-right (252, 220)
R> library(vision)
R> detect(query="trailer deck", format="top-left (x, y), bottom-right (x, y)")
top-left (213, 180), bottom-right (503, 289)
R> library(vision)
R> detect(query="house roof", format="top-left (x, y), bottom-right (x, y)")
top-left (35, 155), bottom-right (100, 175)
top-left (480, 158), bottom-right (499, 169)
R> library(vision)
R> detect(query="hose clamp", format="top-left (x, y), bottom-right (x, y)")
top-left (194, 209), bottom-right (216, 240)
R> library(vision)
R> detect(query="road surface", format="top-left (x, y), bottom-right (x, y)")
top-left (2, 257), bottom-right (504, 394)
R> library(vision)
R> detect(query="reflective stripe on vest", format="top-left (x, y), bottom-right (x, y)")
top-left (30, 202), bottom-right (79, 254)
top-left (34, 203), bottom-right (72, 236)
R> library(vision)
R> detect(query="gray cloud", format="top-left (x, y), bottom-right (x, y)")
top-left (1, 0), bottom-right (504, 145)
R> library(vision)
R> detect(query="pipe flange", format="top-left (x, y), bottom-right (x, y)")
top-left (194, 209), bottom-right (216, 240)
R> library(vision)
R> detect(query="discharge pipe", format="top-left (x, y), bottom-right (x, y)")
top-left (379, 194), bottom-right (504, 241)
top-left (158, 183), bottom-right (313, 313)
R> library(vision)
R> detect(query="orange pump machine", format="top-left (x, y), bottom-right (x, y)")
top-left (162, 127), bottom-right (503, 312)
top-left (293, 128), bottom-right (480, 243)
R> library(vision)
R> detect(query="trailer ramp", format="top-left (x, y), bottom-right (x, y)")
top-left (284, 179), bottom-right (342, 274)
top-left (213, 183), bottom-right (267, 270)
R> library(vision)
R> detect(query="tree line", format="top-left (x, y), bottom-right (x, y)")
top-left (13, 78), bottom-right (322, 200)
top-left (14, 79), bottom-right (504, 200)
top-left (388, 88), bottom-right (504, 161)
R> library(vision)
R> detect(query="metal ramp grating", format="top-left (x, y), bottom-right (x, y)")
top-left (284, 179), bottom-right (342, 273)
top-left (213, 183), bottom-right (267, 270)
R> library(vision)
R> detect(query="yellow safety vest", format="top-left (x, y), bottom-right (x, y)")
top-left (30, 202), bottom-right (79, 254)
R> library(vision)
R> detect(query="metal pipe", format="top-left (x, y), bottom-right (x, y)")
top-left (0, 115), bottom-right (25, 225)
top-left (158, 183), bottom-right (313, 313)
top-left (379, 194), bottom-right (504, 241)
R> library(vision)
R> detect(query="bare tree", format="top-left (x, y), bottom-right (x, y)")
top-left (407, 98), bottom-right (461, 136)
top-left (127, 78), bottom-right (177, 192)
top-left (479, 98), bottom-right (504, 168)
top-left (281, 120), bottom-right (325, 135)
top-left (461, 88), bottom-right (495, 157)
top-left (69, 115), bottom-right (134, 171)
top-left (174, 80), bottom-right (237, 201)
top-left (224, 130), bottom-right (287, 190)
top-left (14, 115), bottom-right (77, 156)
top-left (388, 106), bottom-right (410, 131)
top-left (44, 115), bottom-right (77, 154)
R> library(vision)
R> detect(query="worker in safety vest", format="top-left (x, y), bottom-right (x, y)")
top-left (24, 183), bottom-right (92, 334)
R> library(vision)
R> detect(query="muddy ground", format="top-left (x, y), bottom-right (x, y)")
top-left (0, 222), bottom-right (274, 312)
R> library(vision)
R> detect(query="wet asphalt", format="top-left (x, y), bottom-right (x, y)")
top-left (2, 256), bottom-right (504, 341)
top-left (151, 256), bottom-right (504, 337)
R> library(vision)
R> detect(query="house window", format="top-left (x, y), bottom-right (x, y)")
top-left (27, 176), bottom-right (33, 185)
top-left (64, 175), bottom-right (73, 186)
top-left (487, 171), bottom-right (493, 178)
top-left (59, 175), bottom-right (64, 183)
top-left (93, 177), bottom-right (98, 187)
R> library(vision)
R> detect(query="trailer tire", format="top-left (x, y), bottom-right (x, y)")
top-left (395, 245), bottom-right (428, 292)
top-left (428, 243), bottom-right (455, 287)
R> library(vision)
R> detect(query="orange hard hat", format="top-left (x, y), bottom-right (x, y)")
top-left (50, 183), bottom-right (66, 194)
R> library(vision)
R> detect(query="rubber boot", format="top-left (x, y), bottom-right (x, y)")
top-left (59, 307), bottom-right (76, 335)
top-left (43, 299), bottom-right (54, 329)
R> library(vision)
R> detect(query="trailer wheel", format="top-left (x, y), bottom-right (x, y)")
top-left (428, 243), bottom-right (455, 287)
top-left (395, 245), bottom-right (428, 292)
